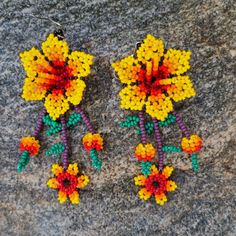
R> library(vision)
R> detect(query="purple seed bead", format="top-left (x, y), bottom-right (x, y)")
top-left (33, 107), bottom-right (46, 138)
top-left (75, 106), bottom-right (95, 133)
top-left (173, 111), bottom-right (190, 138)
top-left (61, 115), bottom-right (69, 170)
top-left (153, 118), bottom-right (164, 170)
top-left (138, 111), bottom-right (147, 144)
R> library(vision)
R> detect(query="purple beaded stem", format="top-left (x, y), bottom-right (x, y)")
top-left (33, 107), bottom-right (46, 138)
top-left (138, 111), bottom-right (147, 144)
top-left (172, 110), bottom-right (190, 138)
top-left (61, 115), bottom-right (69, 170)
top-left (75, 106), bottom-right (95, 134)
top-left (152, 118), bottom-right (164, 170)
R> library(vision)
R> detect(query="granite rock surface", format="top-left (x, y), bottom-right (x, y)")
top-left (0, 0), bottom-right (235, 235)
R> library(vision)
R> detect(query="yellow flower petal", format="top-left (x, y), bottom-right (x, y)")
top-left (134, 175), bottom-right (146, 186)
top-left (119, 85), bottom-right (146, 111)
top-left (138, 188), bottom-right (152, 200)
top-left (69, 191), bottom-right (80, 204)
top-left (163, 49), bottom-right (191, 75)
top-left (136, 34), bottom-right (164, 66)
top-left (162, 166), bottom-right (174, 179)
top-left (150, 165), bottom-right (159, 175)
top-left (42, 34), bottom-right (69, 62)
top-left (155, 193), bottom-right (167, 205)
top-left (67, 163), bottom-right (79, 176)
top-left (112, 56), bottom-right (141, 84)
top-left (65, 79), bottom-right (86, 105)
top-left (51, 164), bottom-right (63, 176)
top-left (67, 51), bottom-right (93, 78)
top-left (58, 190), bottom-right (67, 204)
top-left (166, 180), bottom-right (177, 192)
top-left (47, 178), bottom-right (58, 189)
top-left (77, 175), bottom-right (89, 188)
top-left (167, 76), bottom-right (196, 102)
top-left (19, 47), bottom-right (48, 78)
top-left (44, 91), bottom-right (70, 120)
top-left (22, 77), bottom-right (47, 101)
top-left (145, 94), bottom-right (173, 121)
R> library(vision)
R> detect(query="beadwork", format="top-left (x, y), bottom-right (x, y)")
top-left (112, 34), bottom-right (203, 205)
top-left (18, 32), bottom-right (103, 204)
top-left (47, 163), bottom-right (89, 204)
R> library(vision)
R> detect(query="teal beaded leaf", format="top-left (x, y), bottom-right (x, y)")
top-left (136, 114), bottom-right (176, 135)
top-left (67, 113), bottom-right (81, 127)
top-left (43, 115), bottom-right (62, 136)
top-left (191, 154), bottom-right (199, 173)
top-left (158, 114), bottom-right (176, 127)
top-left (90, 148), bottom-right (102, 170)
top-left (17, 150), bottom-right (30, 173)
top-left (120, 115), bottom-right (140, 128)
top-left (162, 145), bottom-right (182, 153)
top-left (141, 161), bottom-right (152, 177)
top-left (136, 121), bottom-right (154, 135)
top-left (45, 143), bottom-right (65, 156)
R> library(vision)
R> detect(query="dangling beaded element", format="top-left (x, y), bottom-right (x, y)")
top-left (18, 30), bottom-right (104, 204)
top-left (112, 34), bottom-right (203, 205)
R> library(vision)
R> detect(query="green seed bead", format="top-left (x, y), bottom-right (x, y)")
top-left (120, 115), bottom-right (140, 128)
top-left (191, 154), bottom-right (199, 172)
top-left (46, 143), bottom-right (65, 156)
top-left (141, 161), bottom-right (152, 177)
top-left (90, 149), bottom-right (102, 170)
top-left (17, 151), bottom-right (30, 173)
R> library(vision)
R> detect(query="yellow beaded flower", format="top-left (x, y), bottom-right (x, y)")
top-left (47, 163), bottom-right (89, 204)
top-left (112, 34), bottom-right (196, 121)
top-left (134, 165), bottom-right (177, 205)
top-left (134, 143), bottom-right (156, 161)
top-left (20, 34), bottom-right (93, 120)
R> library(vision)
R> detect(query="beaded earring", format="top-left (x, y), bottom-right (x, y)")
top-left (18, 30), bottom-right (104, 204)
top-left (112, 34), bottom-right (203, 206)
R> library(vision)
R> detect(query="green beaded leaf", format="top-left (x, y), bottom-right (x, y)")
top-left (43, 115), bottom-right (62, 136)
top-left (141, 161), bottom-right (152, 177)
top-left (67, 113), bottom-right (81, 127)
top-left (17, 150), bottom-right (30, 173)
top-left (90, 148), bottom-right (102, 170)
top-left (45, 143), bottom-right (65, 156)
top-left (120, 115), bottom-right (140, 128)
top-left (158, 114), bottom-right (176, 127)
top-left (162, 145), bottom-right (182, 153)
top-left (191, 154), bottom-right (199, 173)
top-left (136, 114), bottom-right (176, 135)
top-left (136, 121), bottom-right (154, 135)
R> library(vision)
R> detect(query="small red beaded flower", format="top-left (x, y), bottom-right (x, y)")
top-left (47, 163), bottom-right (89, 204)
top-left (18, 30), bottom-right (104, 204)
top-left (112, 34), bottom-right (203, 205)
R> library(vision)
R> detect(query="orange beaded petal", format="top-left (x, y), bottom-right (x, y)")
top-left (20, 136), bottom-right (40, 156)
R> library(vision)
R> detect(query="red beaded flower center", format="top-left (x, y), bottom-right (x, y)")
top-left (145, 174), bottom-right (167, 194)
top-left (57, 172), bottom-right (78, 195)
top-left (138, 64), bottom-right (170, 96)
top-left (41, 61), bottom-right (74, 92)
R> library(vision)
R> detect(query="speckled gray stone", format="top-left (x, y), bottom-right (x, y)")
top-left (0, 0), bottom-right (236, 235)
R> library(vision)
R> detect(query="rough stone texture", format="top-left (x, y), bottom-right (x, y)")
top-left (0, 0), bottom-right (236, 235)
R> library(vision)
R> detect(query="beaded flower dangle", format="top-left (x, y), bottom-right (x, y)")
top-left (18, 30), bottom-right (104, 204)
top-left (112, 34), bottom-right (203, 206)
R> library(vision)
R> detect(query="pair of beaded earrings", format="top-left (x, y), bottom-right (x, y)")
top-left (18, 31), bottom-right (202, 206)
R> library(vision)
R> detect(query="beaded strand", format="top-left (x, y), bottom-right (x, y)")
top-left (172, 111), bottom-right (190, 138)
top-left (138, 111), bottom-right (147, 144)
top-left (153, 118), bottom-right (165, 170)
top-left (61, 115), bottom-right (69, 170)
top-left (33, 108), bottom-right (47, 138)
top-left (76, 106), bottom-right (95, 134)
